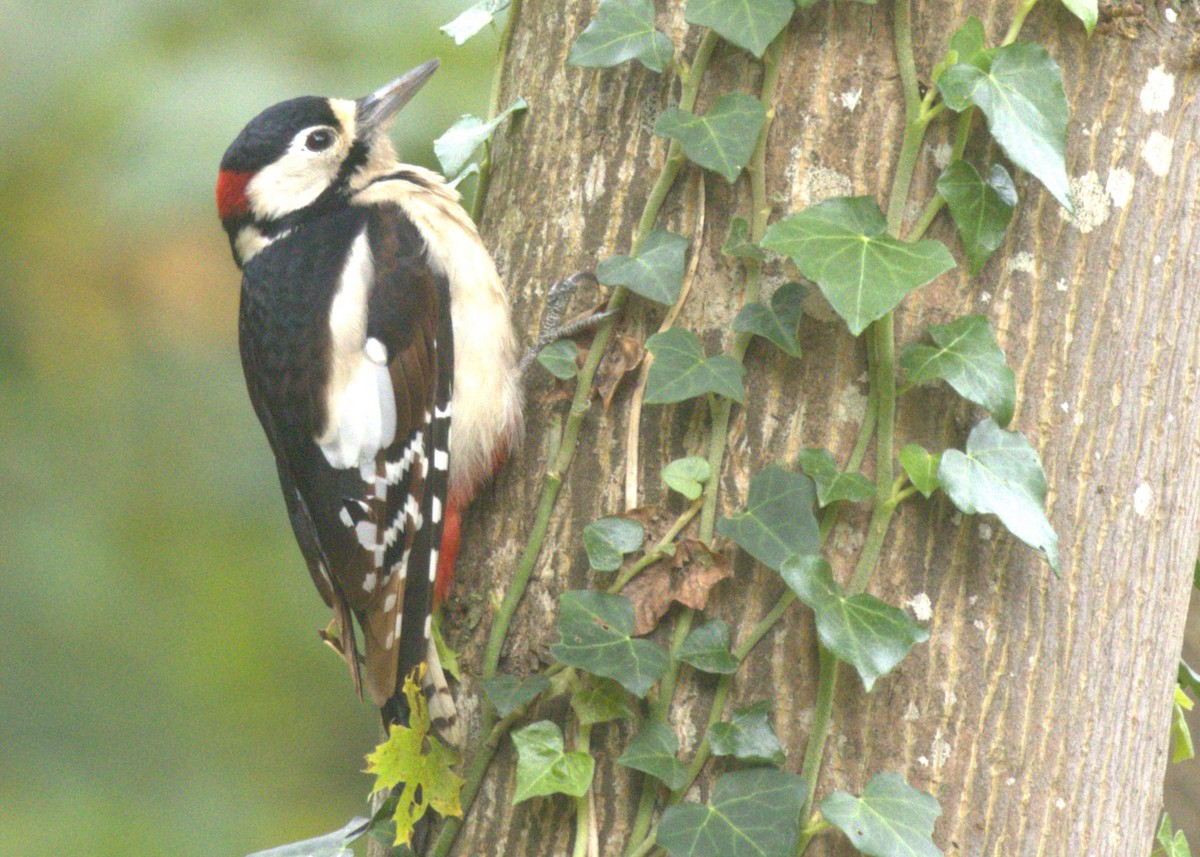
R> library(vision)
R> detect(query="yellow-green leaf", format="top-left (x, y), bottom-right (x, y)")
top-left (363, 673), bottom-right (463, 846)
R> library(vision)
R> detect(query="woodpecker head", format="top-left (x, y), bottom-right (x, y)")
top-left (216, 59), bottom-right (439, 265)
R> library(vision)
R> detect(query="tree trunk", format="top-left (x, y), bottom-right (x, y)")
top-left (444, 1), bottom-right (1200, 855)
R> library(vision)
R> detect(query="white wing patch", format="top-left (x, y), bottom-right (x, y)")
top-left (318, 232), bottom-right (398, 469)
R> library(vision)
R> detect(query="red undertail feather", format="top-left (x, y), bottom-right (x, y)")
top-left (216, 169), bottom-right (253, 220)
top-left (434, 445), bottom-right (512, 606)
top-left (434, 500), bottom-right (461, 608)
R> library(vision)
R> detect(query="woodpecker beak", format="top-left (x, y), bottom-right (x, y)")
top-left (357, 60), bottom-right (440, 134)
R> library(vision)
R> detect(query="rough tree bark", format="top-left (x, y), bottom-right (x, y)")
top-left (441, 1), bottom-right (1200, 854)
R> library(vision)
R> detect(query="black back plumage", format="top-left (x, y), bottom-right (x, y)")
top-left (237, 189), bottom-right (454, 726)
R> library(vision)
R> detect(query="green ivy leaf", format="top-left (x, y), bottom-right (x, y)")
top-left (722, 216), bottom-right (766, 260)
top-left (716, 465), bottom-right (819, 572)
top-left (677, 619), bottom-right (740, 674)
top-left (440, 0), bottom-right (510, 44)
top-left (708, 701), bottom-right (786, 766)
top-left (446, 161), bottom-right (480, 190)
top-left (797, 448), bottom-right (874, 507)
top-left (551, 591), bottom-right (670, 697)
top-left (571, 677), bottom-right (637, 725)
top-left (938, 418), bottom-right (1059, 571)
top-left (899, 444), bottom-right (941, 499)
top-left (1154, 813), bottom-right (1193, 857)
top-left (617, 719), bottom-right (688, 790)
top-left (762, 197), bottom-right (955, 336)
top-left (662, 456), bottom-right (712, 500)
top-left (245, 818), bottom-right (369, 857)
top-left (938, 42), bottom-right (1072, 212)
top-left (512, 720), bottom-right (595, 804)
top-left (597, 229), bottom-right (689, 305)
top-left (645, 329), bottom-right (746, 404)
top-left (732, 281), bottom-right (806, 358)
top-left (537, 339), bottom-right (580, 379)
top-left (654, 93), bottom-right (766, 183)
top-left (433, 98), bottom-right (527, 178)
top-left (657, 768), bottom-right (807, 857)
top-left (481, 674), bottom-right (551, 718)
top-left (948, 16), bottom-right (988, 68)
top-left (820, 772), bottom-right (942, 857)
top-left (936, 161), bottom-right (1017, 275)
top-left (782, 555), bottom-right (929, 690)
top-left (900, 313), bottom-right (1016, 427)
top-left (1180, 660), bottom-right (1200, 698)
top-left (1060, 0), bottom-right (1098, 35)
top-left (1172, 684), bottom-right (1195, 764)
top-left (684, 0), bottom-right (795, 58)
top-left (582, 516), bottom-right (645, 572)
top-left (567, 0), bottom-right (674, 72)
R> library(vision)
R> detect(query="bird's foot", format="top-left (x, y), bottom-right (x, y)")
top-left (519, 271), bottom-right (618, 374)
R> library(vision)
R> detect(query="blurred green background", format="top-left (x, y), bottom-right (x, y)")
top-left (0, 2), bottom-right (492, 853)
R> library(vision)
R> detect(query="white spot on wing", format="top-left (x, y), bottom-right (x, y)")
top-left (431, 495), bottom-right (442, 524)
top-left (433, 448), bottom-right (449, 471)
top-left (355, 520), bottom-right (378, 549)
top-left (429, 548), bottom-right (439, 581)
top-left (365, 337), bottom-right (388, 365)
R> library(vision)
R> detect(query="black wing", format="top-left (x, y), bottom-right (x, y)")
top-left (239, 203), bottom-right (453, 718)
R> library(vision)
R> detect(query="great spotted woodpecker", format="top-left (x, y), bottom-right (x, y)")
top-left (216, 61), bottom-right (522, 732)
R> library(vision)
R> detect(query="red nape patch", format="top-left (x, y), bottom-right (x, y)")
top-left (433, 502), bottom-right (463, 607)
top-left (216, 170), bottom-right (253, 220)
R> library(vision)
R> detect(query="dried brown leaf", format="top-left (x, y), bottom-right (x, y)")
top-left (673, 561), bottom-right (732, 612)
top-left (595, 334), bottom-right (645, 410)
top-left (623, 545), bottom-right (733, 635)
top-left (623, 569), bottom-right (674, 636)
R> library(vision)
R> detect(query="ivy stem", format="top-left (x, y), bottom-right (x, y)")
top-left (907, 0), bottom-right (1039, 242)
top-left (796, 646), bottom-right (838, 852)
top-left (427, 700), bottom-right (534, 857)
top-left (609, 498), bottom-right (704, 594)
top-left (625, 828), bottom-right (660, 857)
top-left (479, 30), bottom-right (719, 693)
top-left (470, 0), bottom-right (523, 223)
top-left (796, 0), bottom-right (925, 849)
top-left (1002, 0), bottom-right (1040, 45)
top-left (624, 34), bottom-right (786, 857)
top-left (624, 610), bottom-right (696, 853)
top-left (572, 722), bottom-right (595, 857)
top-left (698, 30), bottom-right (784, 540)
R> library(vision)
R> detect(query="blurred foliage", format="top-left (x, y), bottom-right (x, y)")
top-left (0, 1), bottom-right (494, 853)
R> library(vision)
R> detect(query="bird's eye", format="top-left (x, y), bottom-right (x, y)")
top-left (305, 129), bottom-right (334, 152)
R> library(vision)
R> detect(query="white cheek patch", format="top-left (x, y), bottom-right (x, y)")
top-left (247, 155), bottom-right (336, 220)
top-left (246, 124), bottom-right (349, 220)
